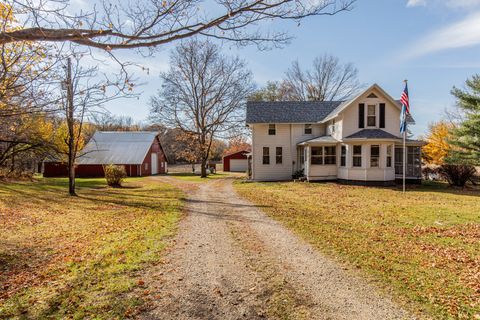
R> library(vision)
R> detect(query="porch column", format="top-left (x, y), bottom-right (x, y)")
top-left (305, 145), bottom-right (310, 179)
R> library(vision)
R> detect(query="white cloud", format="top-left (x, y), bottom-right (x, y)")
top-left (407, 0), bottom-right (426, 7)
top-left (446, 0), bottom-right (480, 8)
top-left (406, 0), bottom-right (480, 8)
top-left (402, 11), bottom-right (480, 59)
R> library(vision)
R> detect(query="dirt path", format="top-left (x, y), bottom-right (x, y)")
top-left (140, 177), bottom-right (414, 320)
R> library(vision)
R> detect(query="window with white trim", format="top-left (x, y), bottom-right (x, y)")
top-left (304, 124), bottom-right (312, 134)
top-left (311, 147), bottom-right (323, 165)
top-left (386, 145), bottom-right (392, 167)
top-left (370, 145), bottom-right (380, 167)
top-left (263, 147), bottom-right (270, 164)
top-left (353, 145), bottom-right (362, 167)
top-left (276, 147), bottom-right (283, 164)
top-left (268, 124), bottom-right (276, 135)
top-left (324, 146), bottom-right (336, 165)
top-left (310, 146), bottom-right (336, 165)
top-left (367, 105), bottom-right (376, 127)
top-left (340, 145), bottom-right (346, 167)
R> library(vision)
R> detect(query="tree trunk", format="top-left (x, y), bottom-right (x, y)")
top-left (68, 144), bottom-right (76, 195)
top-left (200, 158), bottom-right (207, 178)
top-left (66, 57), bottom-right (77, 196)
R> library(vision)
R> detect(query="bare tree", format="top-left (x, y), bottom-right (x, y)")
top-left (281, 54), bottom-right (360, 101)
top-left (248, 80), bottom-right (285, 102)
top-left (90, 113), bottom-right (142, 131)
top-left (56, 53), bottom-right (133, 195)
top-left (150, 39), bottom-right (254, 178)
top-left (1, 0), bottom-right (355, 50)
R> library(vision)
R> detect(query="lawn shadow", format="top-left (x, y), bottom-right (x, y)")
top-left (0, 240), bottom-right (58, 300)
top-left (393, 181), bottom-right (480, 197)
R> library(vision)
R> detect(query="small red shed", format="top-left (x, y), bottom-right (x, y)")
top-left (223, 150), bottom-right (249, 172)
top-left (44, 131), bottom-right (168, 178)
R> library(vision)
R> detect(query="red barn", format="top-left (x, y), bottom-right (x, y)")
top-left (223, 150), bottom-right (249, 172)
top-left (44, 131), bottom-right (168, 178)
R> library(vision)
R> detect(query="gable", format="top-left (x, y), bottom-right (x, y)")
top-left (322, 84), bottom-right (401, 123)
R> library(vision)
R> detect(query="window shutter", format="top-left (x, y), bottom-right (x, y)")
top-left (379, 103), bottom-right (386, 128)
top-left (358, 103), bottom-right (365, 128)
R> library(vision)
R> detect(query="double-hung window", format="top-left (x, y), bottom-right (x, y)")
top-left (324, 146), bottom-right (336, 165)
top-left (311, 147), bottom-right (323, 165)
top-left (367, 105), bottom-right (376, 127)
top-left (353, 145), bottom-right (362, 167)
top-left (263, 147), bottom-right (270, 164)
top-left (276, 147), bottom-right (283, 164)
top-left (370, 145), bottom-right (380, 167)
top-left (386, 145), bottom-right (392, 167)
top-left (304, 124), bottom-right (312, 134)
top-left (340, 145), bottom-right (346, 167)
top-left (268, 124), bottom-right (276, 135)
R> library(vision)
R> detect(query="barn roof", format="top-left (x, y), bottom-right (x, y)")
top-left (77, 131), bottom-right (158, 165)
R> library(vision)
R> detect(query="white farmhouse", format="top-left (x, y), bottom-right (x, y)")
top-left (246, 84), bottom-right (424, 185)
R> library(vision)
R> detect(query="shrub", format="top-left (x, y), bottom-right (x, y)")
top-left (422, 166), bottom-right (440, 181)
top-left (104, 164), bottom-right (127, 187)
top-left (292, 169), bottom-right (305, 180)
top-left (437, 164), bottom-right (477, 187)
top-left (0, 168), bottom-right (34, 181)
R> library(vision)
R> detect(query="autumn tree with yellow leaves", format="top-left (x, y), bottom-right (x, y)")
top-left (422, 121), bottom-right (454, 165)
top-left (0, 3), bottom-right (58, 174)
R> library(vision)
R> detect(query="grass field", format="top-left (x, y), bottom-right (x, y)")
top-left (0, 177), bottom-right (183, 319)
top-left (234, 181), bottom-right (480, 319)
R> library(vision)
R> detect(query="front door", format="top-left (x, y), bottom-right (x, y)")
top-left (151, 153), bottom-right (158, 175)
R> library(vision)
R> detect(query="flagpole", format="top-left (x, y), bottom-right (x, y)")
top-left (403, 125), bottom-right (406, 193)
top-left (403, 80), bottom-right (407, 193)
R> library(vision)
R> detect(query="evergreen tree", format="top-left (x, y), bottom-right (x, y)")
top-left (448, 75), bottom-right (480, 165)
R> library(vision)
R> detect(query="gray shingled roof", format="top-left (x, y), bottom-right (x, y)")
top-left (298, 135), bottom-right (338, 145)
top-left (246, 101), bottom-right (344, 124)
top-left (77, 131), bottom-right (158, 165)
top-left (344, 129), bottom-right (400, 140)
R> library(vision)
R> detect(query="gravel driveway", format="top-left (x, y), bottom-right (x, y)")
top-left (140, 177), bottom-right (414, 320)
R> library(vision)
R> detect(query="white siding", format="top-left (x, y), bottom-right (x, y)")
top-left (340, 87), bottom-right (401, 139)
top-left (251, 124), bottom-right (293, 181)
top-left (249, 86), bottom-right (403, 182)
top-left (336, 142), bottom-right (395, 181)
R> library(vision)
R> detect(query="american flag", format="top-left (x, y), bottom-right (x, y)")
top-left (400, 82), bottom-right (410, 134)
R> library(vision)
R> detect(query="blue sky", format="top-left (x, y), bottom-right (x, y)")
top-left (99, 0), bottom-right (480, 137)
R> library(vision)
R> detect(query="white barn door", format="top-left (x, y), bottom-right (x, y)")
top-left (151, 153), bottom-right (158, 175)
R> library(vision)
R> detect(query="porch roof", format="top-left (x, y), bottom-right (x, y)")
top-left (298, 135), bottom-right (338, 146)
top-left (344, 129), bottom-right (400, 140)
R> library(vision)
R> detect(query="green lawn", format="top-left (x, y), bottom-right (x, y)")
top-left (234, 181), bottom-right (480, 320)
top-left (0, 177), bottom-right (183, 319)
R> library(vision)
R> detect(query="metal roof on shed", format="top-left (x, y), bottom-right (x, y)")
top-left (77, 131), bottom-right (158, 165)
